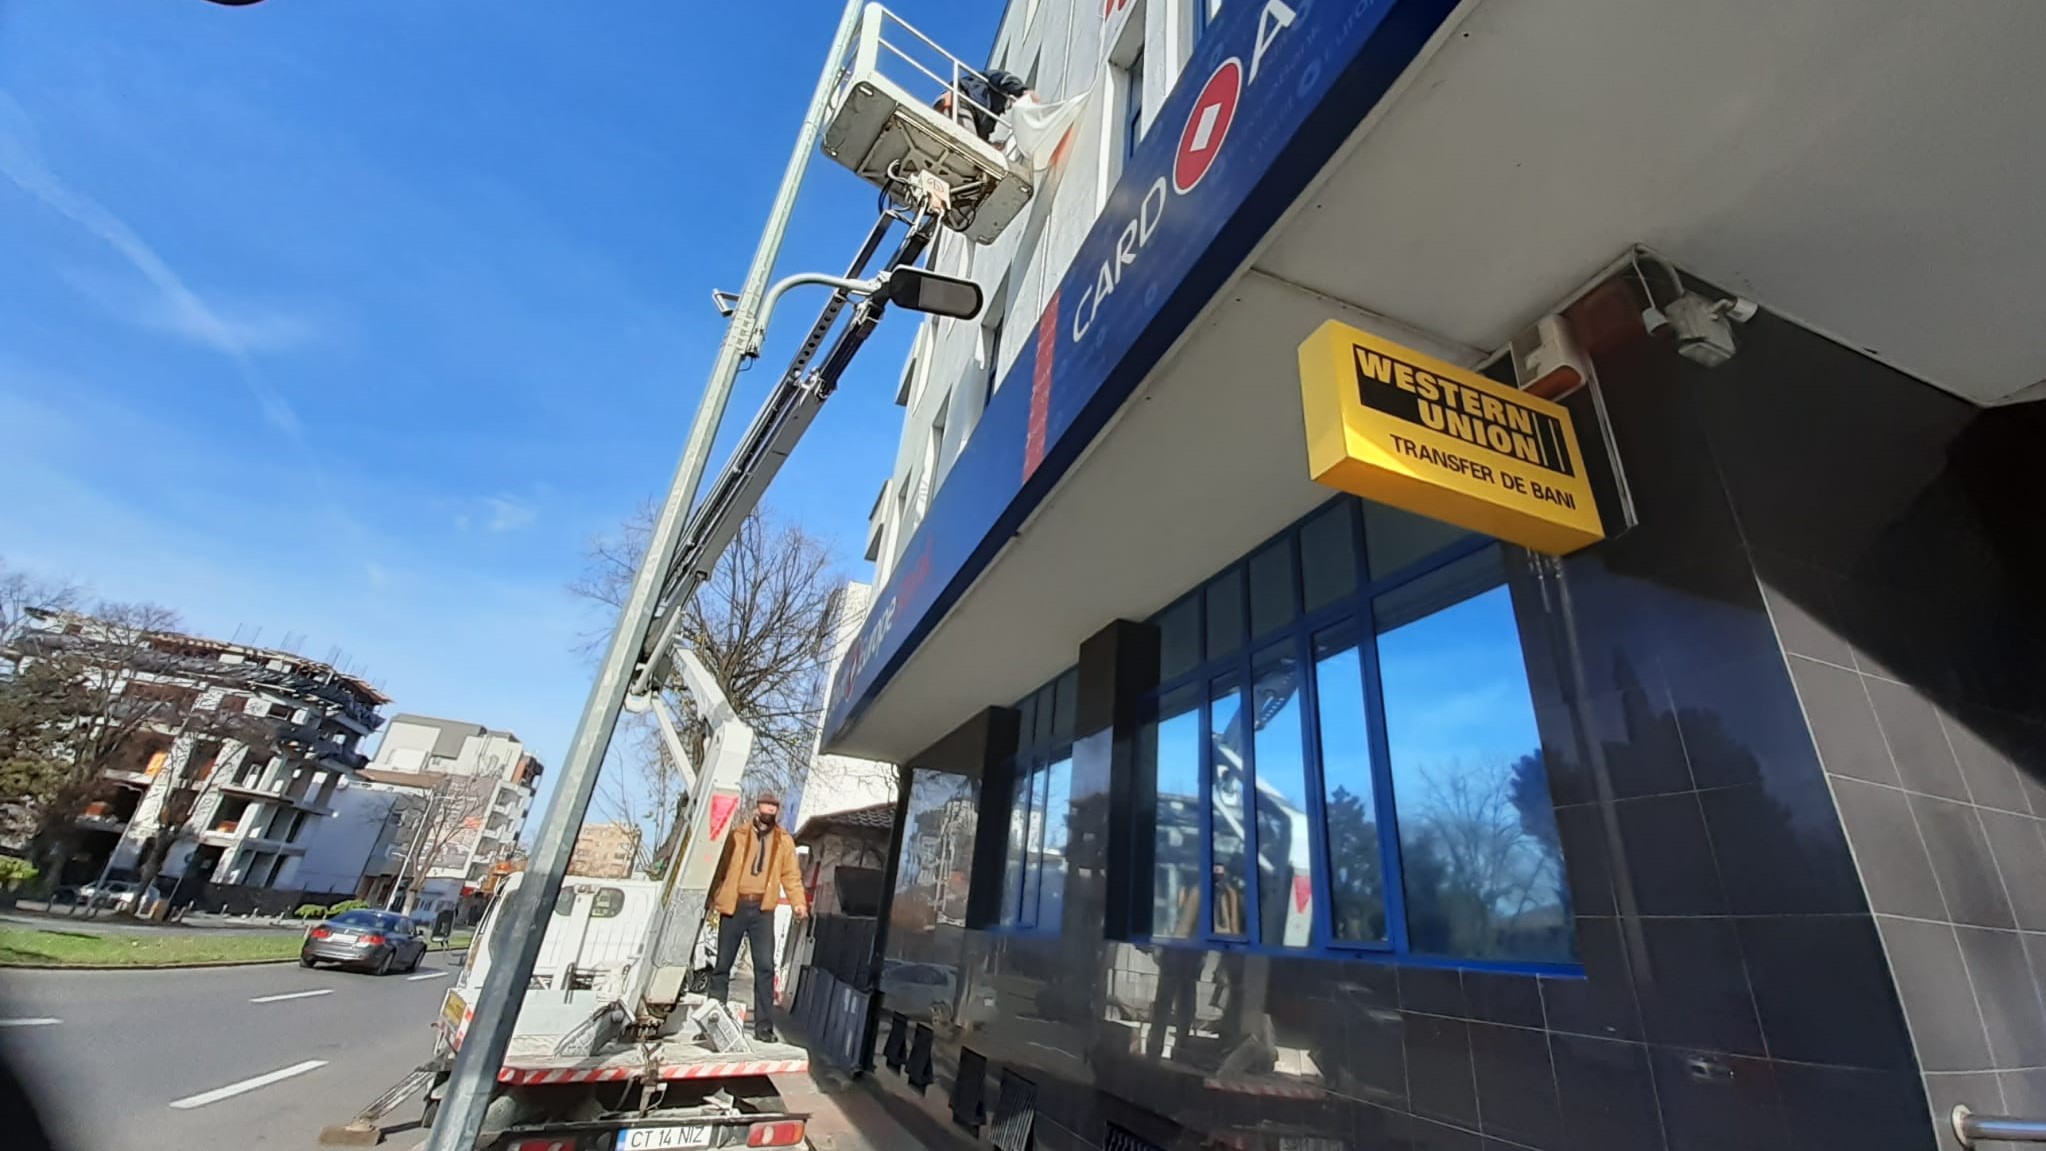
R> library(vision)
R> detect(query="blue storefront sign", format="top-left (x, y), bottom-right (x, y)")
top-left (824, 0), bottom-right (1460, 747)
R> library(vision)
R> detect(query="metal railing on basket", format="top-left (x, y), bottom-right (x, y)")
top-left (851, 4), bottom-right (1019, 156)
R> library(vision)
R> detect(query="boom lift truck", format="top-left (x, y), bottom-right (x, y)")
top-left (315, 6), bottom-right (1036, 1150)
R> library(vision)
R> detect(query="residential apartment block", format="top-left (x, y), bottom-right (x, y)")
top-left (568, 821), bottom-right (641, 880)
top-left (13, 610), bottom-right (387, 894)
top-left (310, 714), bottom-right (542, 918)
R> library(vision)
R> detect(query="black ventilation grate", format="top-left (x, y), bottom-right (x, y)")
top-left (950, 1047), bottom-right (989, 1132)
top-left (989, 1068), bottom-right (1038, 1151)
top-left (1105, 1123), bottom-right (1167, 1151)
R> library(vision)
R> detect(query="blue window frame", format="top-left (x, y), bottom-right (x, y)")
top-left (1191, 0), bottom-right (1217, 43)
top-left (1135, 498), bottom-right (1577, 974)
top-left (1000, 669), bottom-right (1077, 931)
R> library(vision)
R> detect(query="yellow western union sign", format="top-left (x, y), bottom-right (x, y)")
top-left (1298, 320), bottom-right (1604, 555)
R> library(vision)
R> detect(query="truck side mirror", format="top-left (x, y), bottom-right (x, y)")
top-left (876, 268), bottom-right (983, 320)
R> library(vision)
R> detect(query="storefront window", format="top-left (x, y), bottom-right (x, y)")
top-left (1207, 674), bottom-right (1249, 937)
top-left (893, 769), bottom-right (977, 951)
top-left (1132, 498), bottom-right (1576, 971)
top-left (999, 674), bottom-right (1077, 932)
top-left (1377, 548), bottom-right (1570, 962)
top-left (1250, 643), bottom-right (1312, 947)
top-left (1149, 686), bottom-right (1202, 939)
top-left (1313, 627), bottom-right (1385, 943)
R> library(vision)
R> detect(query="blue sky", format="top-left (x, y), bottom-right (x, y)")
top-left (0, 0), bottom-right (1001, 811)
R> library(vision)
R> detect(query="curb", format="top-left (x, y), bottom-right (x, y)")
top-left (1, 948), bottom-right (467, 973)
top-left (0, 957), bottom-right (309, 972)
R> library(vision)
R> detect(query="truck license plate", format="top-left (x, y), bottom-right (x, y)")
top-left (615, 1124), bottom-right (713, 1149)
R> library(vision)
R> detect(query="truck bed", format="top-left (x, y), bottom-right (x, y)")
top-left (492, 1033), bottom-right (809, 1086)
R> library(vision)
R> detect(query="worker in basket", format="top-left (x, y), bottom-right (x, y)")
top-left (935, 67), bottom-right (1031, 142)
top-left (706, 792), bottom-right (807, 1042)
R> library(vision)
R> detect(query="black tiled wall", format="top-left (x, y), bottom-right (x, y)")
top-left (1715, 319), bottom-right (2046, 1148)
top-left (860, 285), bottom-right (2046, 1150)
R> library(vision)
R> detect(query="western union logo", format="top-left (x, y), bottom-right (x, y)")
top-left (1352, 347), bottom-right (1575, 477)
top-left (1298, 320), bottom-right (1605, 556)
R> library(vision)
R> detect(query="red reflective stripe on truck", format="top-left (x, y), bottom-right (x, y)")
top-left (493, 1058), bottom-right (809, 1086)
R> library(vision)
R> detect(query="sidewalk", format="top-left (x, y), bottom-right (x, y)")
top-left (3, 902), bottom-right (302, 934)
top-left (771, 1012), bottom-right (959, 1151)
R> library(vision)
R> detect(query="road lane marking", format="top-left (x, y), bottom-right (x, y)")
top-left (249, 989), bottom-right (335, 1004)
top-left (168, 1059), bottom-right (327, 1110)
top-left (406, 970), bottom-right (448, 982)
top-left (0, 1018), bottom-right (60, 1028)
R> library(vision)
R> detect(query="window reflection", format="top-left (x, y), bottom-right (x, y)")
top-left (1149, 687), bottom-right (1202, 939)
top-left (1208, 677), bottom-right (1249, 937)
top-left (1039, 758), bottom-right (1071, 928)
top-left (1313, 629), bottom-right (1385, 943)
top-left (1377, 548), bottom-right (1573, 962)
top-left (893, 770), bottom-right (976, 942)
top-left (1250, 644), bottom-right (1313, 948)
top-left (1019, 763), bottom-right (1048, 925)
top-left (1001, 765), bottom-right (1030, 926)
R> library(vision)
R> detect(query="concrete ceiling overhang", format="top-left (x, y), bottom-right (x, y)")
top-left (830, 0), bottom-right (2046, 762)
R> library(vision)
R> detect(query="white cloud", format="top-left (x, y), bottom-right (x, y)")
top-left (0, 91), bottom-right (302, 432)
top-left (58, 266), bottom-right (328, 355)
top-left (485, 496), bottom-right (538, 533)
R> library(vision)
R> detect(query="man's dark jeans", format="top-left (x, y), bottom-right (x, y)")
top-left (708, 896), bottom-right (776, 1030)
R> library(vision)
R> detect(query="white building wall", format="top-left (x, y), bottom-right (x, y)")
top-left (304, 714), bottom-right (537, 899)
top-left (870, 0), bottom-right (1207, 579)
top-left (294, 781), bottom-right (397, 895)
top-left (796, 582), bottom-right (897, 835)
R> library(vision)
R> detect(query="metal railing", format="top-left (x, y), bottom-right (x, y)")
top-left (850, 4), bottom-right (1017, 150)
top-left (1956, 1106), bottom-right (2046, 1147)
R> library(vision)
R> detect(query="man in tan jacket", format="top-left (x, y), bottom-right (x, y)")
top-left (707, 793), bottom-right (807, 1040)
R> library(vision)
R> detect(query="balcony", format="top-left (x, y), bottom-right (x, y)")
top-left (75, 807), bottom-right (128, 834)
top-left (218, 776), bottom-right (289, 803)
top-left (100, 769), bottom-right (155, 789)
top-left (314, 744), bottom-right (369, 773)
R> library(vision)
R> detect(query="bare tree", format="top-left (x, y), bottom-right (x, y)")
top-left (127, 706), bottom-right (275, 910)
top-left (571, 505), bottom-right (843, 861)
top-left (3, 602), bottom-right (193, 880)
top-left (385, 771), bottom-right (498, 914)
top-left (595, 720), bottom-right (681, 875)
top-left (0, 559), bottom-right (80, 675)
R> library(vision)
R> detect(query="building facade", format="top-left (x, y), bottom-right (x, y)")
top-left (11, 611), bottom-right (386, 895)
top-left (819, 2), bottom-right (2046, 1150)
top-left (794, 582), bottom-right (897, 837)
top-left (569, 821), bottom-right (642, 879)
top-left (344, 714), bottom-right (542, 916)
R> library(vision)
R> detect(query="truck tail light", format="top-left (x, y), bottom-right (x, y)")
top-left (748, 1119), bottom-right (806, 1146)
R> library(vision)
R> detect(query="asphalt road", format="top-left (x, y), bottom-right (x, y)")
top-left (0, 952), bottom-right (465, 1151)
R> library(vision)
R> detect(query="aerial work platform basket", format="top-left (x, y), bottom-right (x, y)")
top-left (822, 3), bottom-right (1035, 244)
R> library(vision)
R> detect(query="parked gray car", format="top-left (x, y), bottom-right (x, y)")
top-left (300, 909), bottom-right (427, 975)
